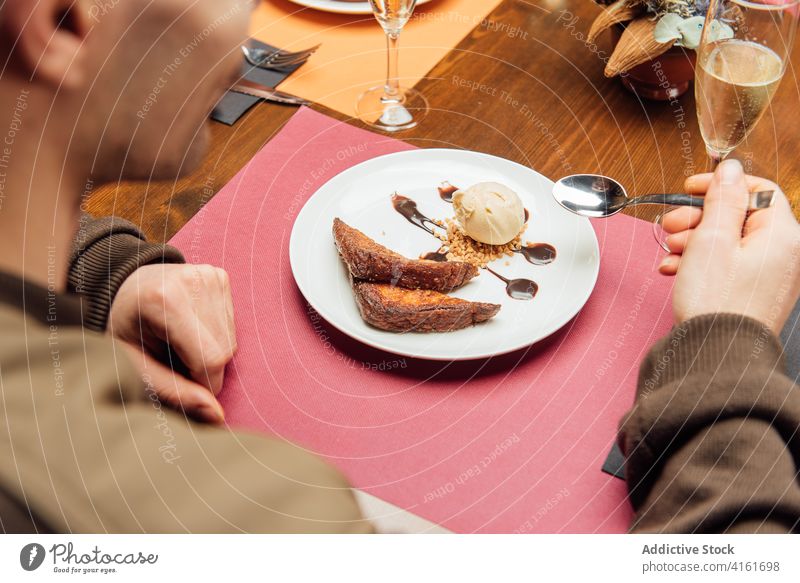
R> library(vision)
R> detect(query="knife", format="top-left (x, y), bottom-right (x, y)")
top-left (230, 78), bottom-right (310, 106)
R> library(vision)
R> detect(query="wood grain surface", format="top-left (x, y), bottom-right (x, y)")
top-left (86, 0), bottom-right (800, 243)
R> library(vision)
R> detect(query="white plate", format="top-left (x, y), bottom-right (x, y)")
top-left (284, 0), bottom-right (435, 15)
top-left (289, 149), bottom-right (600, 361)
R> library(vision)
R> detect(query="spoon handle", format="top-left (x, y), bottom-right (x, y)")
top-left (631, 191), bottom-right (775, 210)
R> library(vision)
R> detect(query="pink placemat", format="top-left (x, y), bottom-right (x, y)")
top-left (170, 107), bottom-right (675, 533)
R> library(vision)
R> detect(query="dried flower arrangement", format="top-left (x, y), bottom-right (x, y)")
top-left (589, 0), bottom-right (733, 76)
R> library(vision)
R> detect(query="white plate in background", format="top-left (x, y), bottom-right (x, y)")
top-left (284, 0), bottom-right (435, 15)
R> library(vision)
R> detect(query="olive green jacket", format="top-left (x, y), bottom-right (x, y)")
top-left (0, 216), bottom-right (371, 533)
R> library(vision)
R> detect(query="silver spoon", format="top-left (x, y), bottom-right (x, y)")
top-left (552, 174), bottom-right (775, 218)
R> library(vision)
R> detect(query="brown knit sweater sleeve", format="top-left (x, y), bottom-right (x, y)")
top-left (619, 313), bottom-right (800, 533)
top-left (68, 214), bottom-right (185, 331)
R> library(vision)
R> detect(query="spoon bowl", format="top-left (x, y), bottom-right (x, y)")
top-left (552, 174), bottom-right (630, 217)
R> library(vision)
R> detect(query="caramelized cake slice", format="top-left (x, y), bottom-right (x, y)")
top-left (351, 280), bottom-right (500, 333)
top-left (333, 218), bottom-right (477, 292)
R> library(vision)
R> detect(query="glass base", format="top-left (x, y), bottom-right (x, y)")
top-left (355, 86), bottom-right (428, 132)
top-left (653, 210), bottom-right (673, 253)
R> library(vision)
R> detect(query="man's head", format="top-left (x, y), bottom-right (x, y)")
top-left (0, 0), bottom-right (251, 182)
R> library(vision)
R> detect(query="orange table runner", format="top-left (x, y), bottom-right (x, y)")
top-left (251, 0), bottom-right (507, 117)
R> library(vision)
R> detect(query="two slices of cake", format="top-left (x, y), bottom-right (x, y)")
top-left (333, 218), bottom-right (500, 333)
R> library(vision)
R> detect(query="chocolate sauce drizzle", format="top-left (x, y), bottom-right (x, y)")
top-left (422, 248), bottom-right (449, 262)
top-left (391, 193), bottom-right (438, 235)
top-left (438, 181), bottom-right (459, 203)
top-left (486, 268), bottom-right (539, 300)
top-left (518, 243), bottom-right (556, 265)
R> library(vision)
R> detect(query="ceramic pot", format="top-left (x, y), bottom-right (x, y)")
top-left (611, 24), bottom-right (696, 101)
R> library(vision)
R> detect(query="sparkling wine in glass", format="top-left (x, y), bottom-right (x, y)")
top-left (356, 0), bottom-right (429, 132)
top-left (695, 0), bottom-right (798, 169)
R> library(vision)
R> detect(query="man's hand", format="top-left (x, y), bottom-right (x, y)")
top-left (120, 342), bottom-right (225, 424)
top-left (658, 159), bottom-right (800, 335)
top-left (109, 263), bottom-right (237, 423)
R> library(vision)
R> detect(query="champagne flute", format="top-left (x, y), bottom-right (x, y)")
top-left (695, 0), bottom-right (798, 169)
top-left (654, 0), bottom-right (796, 251)
top-left (356, 0), bottom-right (429, 132)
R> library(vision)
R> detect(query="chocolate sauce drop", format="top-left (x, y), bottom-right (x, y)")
top-left (485, 268), bottom-right (538, 301)
top-left (524, 208), bottom-right (530, 223)
top-left (422, 248), bottom-right (449, 262)
top-left (517, 243), bottom-right (556, 265)
top-left (391, 193), bottom-right (438, 235)
top-left (438, 181), bottom-right (459, 203)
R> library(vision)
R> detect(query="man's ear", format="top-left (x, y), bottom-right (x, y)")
top-left (3, 0), bottom-right (91, 90)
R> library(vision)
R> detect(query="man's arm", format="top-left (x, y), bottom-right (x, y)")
top-left (68, 214), bottom-right (236, 423)
top-left (620, 314), bottom-right (800, 533)
top-left (621, 160), bottom-right (800, 533)
top-left (68, 213), bottom-right (184, 331)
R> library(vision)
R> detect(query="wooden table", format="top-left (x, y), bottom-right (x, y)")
top-left (86, 0), bottom-right (800, 243)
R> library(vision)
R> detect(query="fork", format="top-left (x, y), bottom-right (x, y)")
top-left (241, 44), bottom-right (320, 70)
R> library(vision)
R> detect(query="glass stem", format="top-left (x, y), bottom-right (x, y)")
top-left (706, 147), bottom-right (724, 172)
top-left (383, 31), bottom-right (401, 101)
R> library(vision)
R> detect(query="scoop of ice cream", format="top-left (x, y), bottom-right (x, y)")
top-left (452, 182), bottom-right (524, 245)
